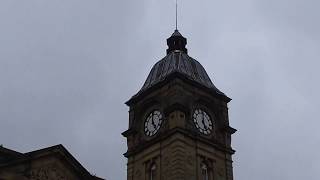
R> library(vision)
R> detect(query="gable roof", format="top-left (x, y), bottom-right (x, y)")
top-left (0, 145), bottom-right (104, 180)
top-left (0, 146), bottom-right (25, 164)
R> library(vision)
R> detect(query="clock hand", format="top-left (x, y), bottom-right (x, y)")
top-left (151, 118), bottom-right (157, 130)
top-left (201, 113), bottom-right (206, 130)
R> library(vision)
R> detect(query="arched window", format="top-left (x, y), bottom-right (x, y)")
top-left (201, 163), bottom-right (209, 180)
top-left (149, 163), bottom-right (156, 180)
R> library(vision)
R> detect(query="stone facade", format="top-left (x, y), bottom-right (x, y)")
top-left (0, 145), bottom-right (103, 180)
top-left (0, 157), bottom-right (74, 180)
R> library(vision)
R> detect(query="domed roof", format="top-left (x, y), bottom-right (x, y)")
top-left (140, 51), bottom-right (224, 95)
top-left (126, 30), bottom-right (228, 105)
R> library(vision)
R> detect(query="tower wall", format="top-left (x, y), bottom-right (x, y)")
top-left (127, 131), bottom-right (232, 180)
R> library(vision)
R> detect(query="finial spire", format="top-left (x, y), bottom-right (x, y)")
top-left (175, 0), bottom-right (178, 30)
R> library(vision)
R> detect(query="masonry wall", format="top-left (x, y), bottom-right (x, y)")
top-left (0, 156), bottom-right (82, 180)
top-left (127, 131), bottom-right (232, 180)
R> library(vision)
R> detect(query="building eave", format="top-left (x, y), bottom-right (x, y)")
top-left (126, 72), bottom-right (231, 106)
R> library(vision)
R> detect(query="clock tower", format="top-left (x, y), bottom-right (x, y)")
top-left (122, 30), bottom-right (236, 180)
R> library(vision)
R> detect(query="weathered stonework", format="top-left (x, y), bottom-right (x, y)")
top-left (30, 165), bottom-right (67, 180)
top-left (0, 145), bottom-right (103, 180)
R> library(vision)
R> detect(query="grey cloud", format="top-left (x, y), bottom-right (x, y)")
top-left (0, 1), bottom-right (319, 180)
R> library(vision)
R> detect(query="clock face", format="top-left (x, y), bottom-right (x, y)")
top-left (193, 109), bottom-right (213, 135)
top-left (144, 110), bottom-right (163, 136)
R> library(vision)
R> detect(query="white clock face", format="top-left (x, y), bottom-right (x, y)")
top-left (144, 110), bottom-right (163, 136)
top-left (193, 109), bottom-right (213, 135)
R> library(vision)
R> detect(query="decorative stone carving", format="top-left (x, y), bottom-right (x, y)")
top-left (30, 165), bottom-right (67, 180)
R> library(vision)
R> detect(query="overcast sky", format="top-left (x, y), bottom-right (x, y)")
top-left (0, 0), bottom-right (319, 180)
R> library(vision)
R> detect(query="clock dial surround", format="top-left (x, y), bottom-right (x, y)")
top-left (144, 110), bottom-right (163, 136)
top-left (193, 109), bottom-right (213, 135)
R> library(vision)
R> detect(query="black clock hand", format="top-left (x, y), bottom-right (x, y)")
top-left (151, 118), bottom-right (157, 130)
top-left (201, 113), bottom-right (206, 130)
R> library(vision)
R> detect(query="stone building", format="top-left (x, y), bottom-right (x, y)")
top-left (122, 29), bottom-right (236, 180)
top-left (0, 145), bottom-right (103, 180)
top-left (0, 29), bottom-right (236, 180)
